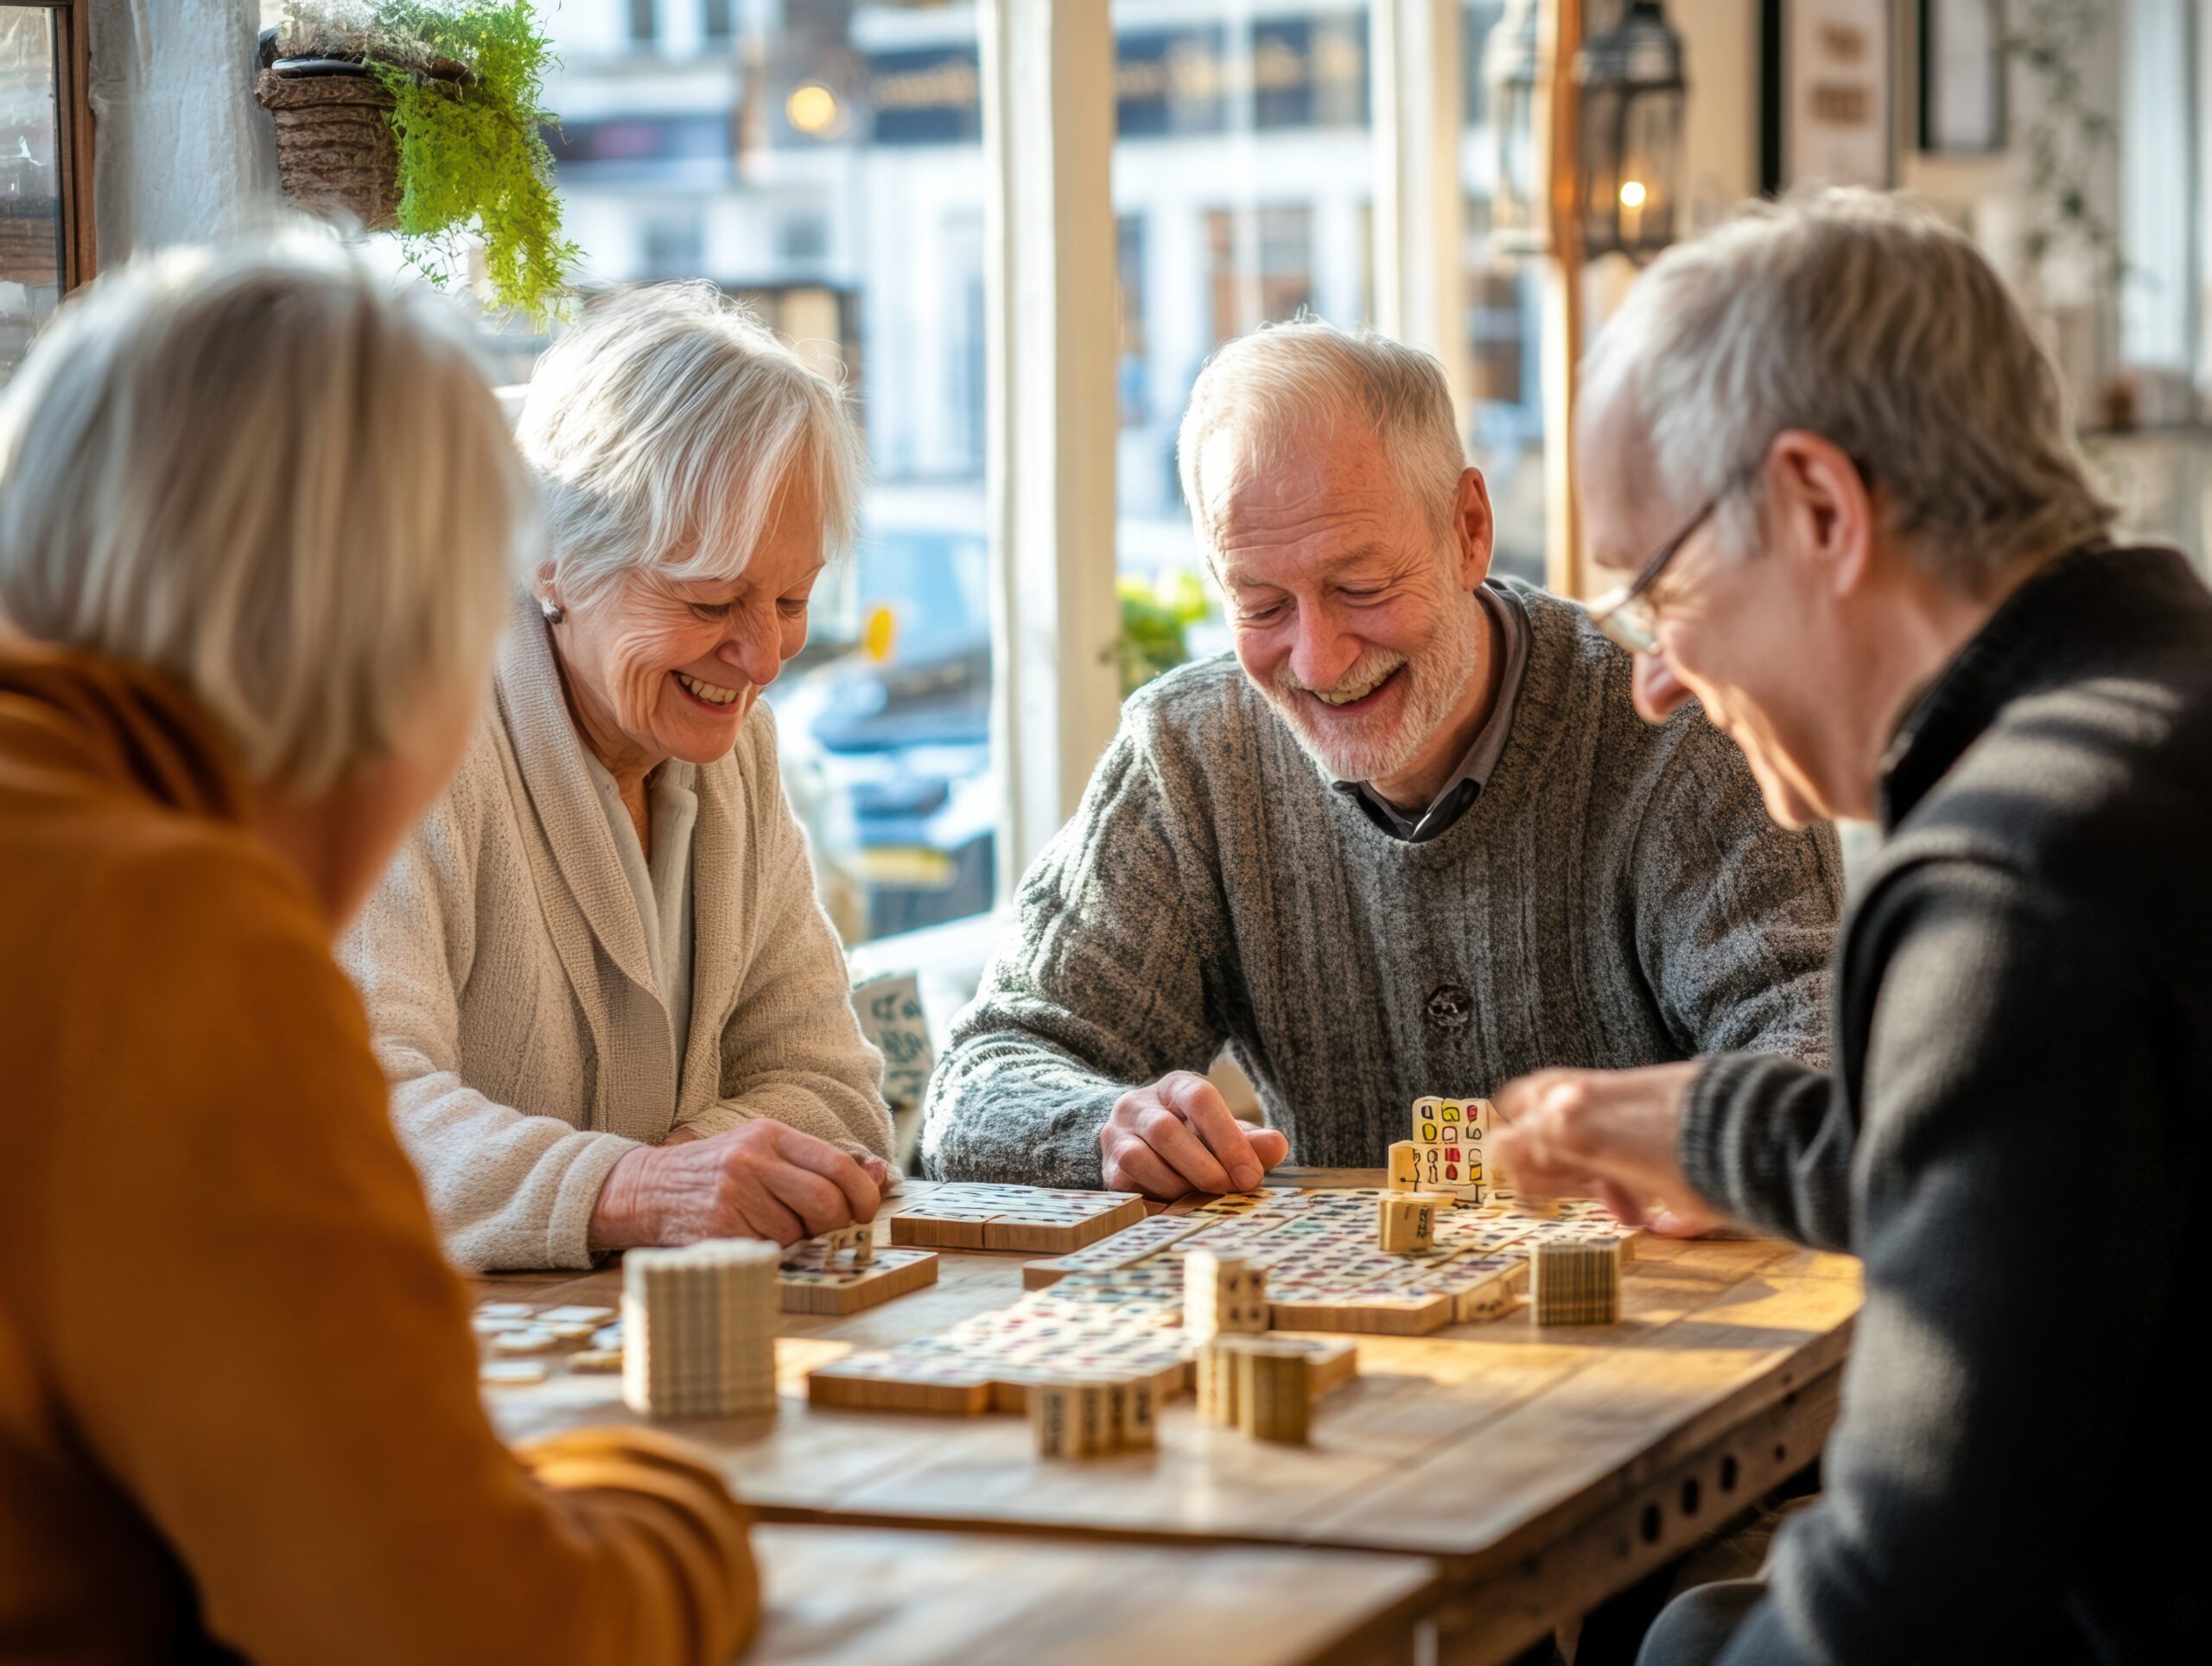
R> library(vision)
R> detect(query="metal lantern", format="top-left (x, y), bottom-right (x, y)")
top-left (1482, 0), bottom-right (1546, 250)
top-left (1574, 1), bottom-right (1688, 263)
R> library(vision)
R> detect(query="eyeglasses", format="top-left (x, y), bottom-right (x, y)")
top-left (1586, 493), bottom-right (1725, 656)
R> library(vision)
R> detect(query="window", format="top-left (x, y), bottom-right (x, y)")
top-left (1111, 2), bottom-right (1376, 673)
top-left (1457, 1), bottom-right (1548, 583)
top-left (639, 208), bottom-right (705, 276)
top-left (485, 2), bottom-right (1567, 947)
top-left (537, 1), bottom-right (991, 946)
top-left (777, 208), bottom-right (830, 264)
top-left (0, 1), bottom-right (92, 386)
top-left (1116, 213), bottom-right (1147, 427)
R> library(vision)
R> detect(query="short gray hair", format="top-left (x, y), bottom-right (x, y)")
top-left (1582, 188), bottom-right (2115, 586)
top-left (0, 234), bottom-right (524, 792)
top-left (1178, 318), bottom-right (1467, 556)
top-left (518, 283), bottom-right (867, 601)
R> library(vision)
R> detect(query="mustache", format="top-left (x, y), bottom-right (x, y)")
top-left (1275, 651), bottom-right (1408, 702)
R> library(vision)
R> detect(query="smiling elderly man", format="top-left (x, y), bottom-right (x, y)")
top-left (919, 320), bottom-right (1843, 1197)
top-left (1491, 192), bottom-right (2212, 1663)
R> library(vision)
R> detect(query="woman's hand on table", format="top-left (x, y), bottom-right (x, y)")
top-left (588, 1120), bottom-right (887, 1251)
top-left (1490, 1060), bottom-right (1717, 1237)
top-left (1100, 1069), bottom-right (1290, 1199)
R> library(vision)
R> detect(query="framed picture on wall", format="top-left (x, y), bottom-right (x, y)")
top-left (1920, 0), bottom-right (2006, 154)
top-left (1759, 0), bottom-right (1896, 192)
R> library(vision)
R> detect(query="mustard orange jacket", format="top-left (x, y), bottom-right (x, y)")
top-left (0, 645), bottom-right (757, 1664)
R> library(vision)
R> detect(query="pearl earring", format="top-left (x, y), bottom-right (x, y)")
top-left (539, 597), bottom-right (564, 626)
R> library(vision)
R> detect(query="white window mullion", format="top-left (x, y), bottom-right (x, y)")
top-left (2120, 0), bottom-right (2196, 374)
top-left (1370, 0), bottom-right (1469, 409)
top-left (980, 0), bottom-right (1123, 893)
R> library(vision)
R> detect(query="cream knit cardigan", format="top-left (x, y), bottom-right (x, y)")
top-left (340, 595), bottom-right (891, 1272)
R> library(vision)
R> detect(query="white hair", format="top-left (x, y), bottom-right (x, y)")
top-left (0, 233), bottom-right (524, 793)
top-left (1177, 318), bottom-right (1468, 556)
top-left (1582, 188), bottom-right (2116, 587)
top-left (518, 283), bottom-right (867, 601)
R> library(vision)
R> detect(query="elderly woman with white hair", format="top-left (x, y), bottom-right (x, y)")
top-left (341, 284), bottom-right (893, 1272)
top-left (0, 242), bottom-right (753, 1659)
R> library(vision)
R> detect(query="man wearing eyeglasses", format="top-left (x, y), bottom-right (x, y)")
top-left (921, 316), bottom-right (1842, 1205)
top-left (1495, 191), bottom-right (2212, 1663)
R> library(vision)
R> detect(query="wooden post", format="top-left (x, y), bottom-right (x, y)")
top-left (1540, 0), bottom-right (1586, 598)
top-left (60, 1), bottom-right (97, 287)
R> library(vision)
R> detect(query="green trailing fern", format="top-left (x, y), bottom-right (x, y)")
top-left (280, 2), bottom-right (578, 323)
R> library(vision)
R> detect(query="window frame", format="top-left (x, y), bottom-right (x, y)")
top-left (977, 0), bottom-right (1122, 890)
top-left (5, 0), bottom-right (97, 293)
top-left (978, 0), bottom-right (1583, 876)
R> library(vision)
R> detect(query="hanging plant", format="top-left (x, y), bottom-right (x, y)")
top-left (267, 2), bottom-right (578, 324)
top-left (2002, 0), bottom-right (2126, 294)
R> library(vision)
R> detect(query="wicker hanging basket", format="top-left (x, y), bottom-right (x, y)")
top-left (251, 26), bottom-right (471, 235)
top-left (255, 63), bottom-right (402, 232)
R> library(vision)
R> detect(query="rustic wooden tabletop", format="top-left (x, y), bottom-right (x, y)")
top-left (474, 1169), bottom-right (1859, 1664)
top-left (743, 1523), bottom-right (1439, 1664)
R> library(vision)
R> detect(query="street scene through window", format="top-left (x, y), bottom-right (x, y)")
top-left (372, 2), bottom-right (1553, 944)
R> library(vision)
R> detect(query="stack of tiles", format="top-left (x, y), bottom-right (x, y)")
top-left (1020, 1211), bottom-right (1210, 1287)
top-left (1183, 1249), bottom-right (1268, 1343)
top-left (1024, 1186), bottom-right (1642, 1336)
top-left (773, 1236), bottom-right (937, 1317)
top-left (1193, 1338), bottom-right (1236, 1423)
top-left (622, 1239), bottom-right (781, 1417)
top-left (887, 1183), bottom-right (1146, 1253)
top-left (1028, 1377), bottom-right (1159, 1458)
top-left (1240, 1342), bottom-right (1312, 1444)
top-left (1530, 1235), bottom-right (1624, 1326)
top-left (1194, 1337), bottom-right (1313, 1444)
top-left (1376, 1191), bottom-right (1453, 1253)
top-left (1410, 1096), bottom-right (1492, 1201)
top-left (806, 1251), bottom-right (1357, 1416)
top-left (809, 1187), bottom-right (1633, 1414)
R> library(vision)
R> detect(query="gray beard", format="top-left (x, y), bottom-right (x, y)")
top-left (1262, 594), bottom-right (1485, 786)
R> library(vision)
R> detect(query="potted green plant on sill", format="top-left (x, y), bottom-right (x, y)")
top-left (257, 1), bottom-right (577, 324)
top-left (1117, 569), bottom-right (1213, 699)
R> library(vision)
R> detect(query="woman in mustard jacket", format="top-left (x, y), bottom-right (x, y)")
top-left (0, 238), bottom-right (756, 1664)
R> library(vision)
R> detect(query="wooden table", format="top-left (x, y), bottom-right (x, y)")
top-left (743, 1525), bottom-right (1438, 1664)
top-left (476, 1171), bottom-right (1859, 1663)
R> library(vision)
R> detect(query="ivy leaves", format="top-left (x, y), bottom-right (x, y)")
top-left (320, 2), bottom-right (578, 324)
top-left (2004, 0), bottom-right (2126, 291)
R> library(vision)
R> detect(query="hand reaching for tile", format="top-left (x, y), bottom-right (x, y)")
top-left (1490, 1060), bottom-right (1715, 1237)
top-left (588, 1120), bottom-right (884, 1250)
top-left (1099, 1069), bottom-right (1289, 1199)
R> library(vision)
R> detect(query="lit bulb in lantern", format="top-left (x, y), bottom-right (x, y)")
top-left (1619, 180), bottom-right (1648, 208)
top-left (786, 84), bottom-right (840, 136)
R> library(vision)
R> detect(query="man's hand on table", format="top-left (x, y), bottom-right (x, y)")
top-left (1491, 1060), bottom-right (1718, 1237)
top-left (1100, 1069), bottom-right (1289, 1199)
top-left (588, 1120), bottom-right (888, 1251)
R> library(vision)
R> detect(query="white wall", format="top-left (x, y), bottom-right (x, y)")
top-left (1675, 0), bottom-right (1761, 223)
top-left (1896, 0), bottom-right (2126, 404)
top-left (1658, 1), bottom-right (2133, 405)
